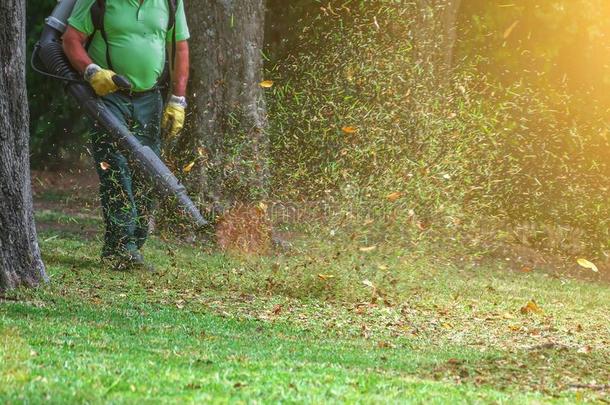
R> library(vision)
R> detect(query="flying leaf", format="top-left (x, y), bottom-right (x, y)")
top-left (259, 80), bottom-right (274, 88)
top-left (100, 161), bottom-right (111, 171)
top-left (183, 161), bottom-right (196, 173)
top-left (257, 202), bottom-right (268, 213)
top-left (386, 192), bottom-right (403, 202)
top-left (521, 266), bottom-right (533, 273)
top-left (342, 126), bottom-right (358, 134)
top-left (503, 20), bottom-right (519, 39)
top-left (577, 258), bottom-right (599, 273)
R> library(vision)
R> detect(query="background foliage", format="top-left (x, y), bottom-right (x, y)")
top-left (26, 0), bottom-right (610, 258)
top-left (27, 0), bottom-right (88, 168)
top-left (265, 0), bottom-right (609, 258)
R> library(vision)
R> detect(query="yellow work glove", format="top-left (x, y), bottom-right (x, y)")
top-left (84, 64), bottom-right (119, 96)
top-left (162, 95), bottom-right (187, 139)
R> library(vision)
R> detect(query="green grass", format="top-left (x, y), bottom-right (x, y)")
top-left (1, 213), bottom-right (609, 404)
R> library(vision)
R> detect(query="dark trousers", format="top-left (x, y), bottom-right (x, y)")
top-left (91, 90), bottom-right (163, 256)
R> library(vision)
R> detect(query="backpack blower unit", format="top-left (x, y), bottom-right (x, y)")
top-left (32, 0), bottom-right (208, 229)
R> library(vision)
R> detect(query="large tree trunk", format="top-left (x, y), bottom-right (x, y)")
top-left (175, 0), bottom-right (270, 252)
top-left (181, 0), bottom-right (268, 211)
top-left (413, 0), bottom-right (462, 86)
top-left (0, 0), bottom-right (48, 291)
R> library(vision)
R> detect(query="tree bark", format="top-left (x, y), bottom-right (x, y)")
top-left (0, 0), bottom-right (48, 291)
top-left (180, 0), bottom-right (269, 213)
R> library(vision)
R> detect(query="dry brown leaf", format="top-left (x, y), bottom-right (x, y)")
top-left (520, 300), bottom-right (543, 315)
top-left (386, 192), bottom-right (403, 202)
top-left (521, 266), bottom-right (533, 273)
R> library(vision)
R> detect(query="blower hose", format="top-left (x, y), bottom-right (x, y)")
top-left (34, 12), bottom-right (208, 229)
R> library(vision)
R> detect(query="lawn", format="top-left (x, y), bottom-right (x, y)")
top-left (1, 196), bottom-right (609, 404)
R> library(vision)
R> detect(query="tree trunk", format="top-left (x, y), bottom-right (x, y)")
top-left (169, 0), bottom-right (270, 252)
top-left (413, 0), bottom-right (462, 85)
top-left (181, 0), bottom-right (269, 212)
top-left (0, 0), bottom-right (48, 291)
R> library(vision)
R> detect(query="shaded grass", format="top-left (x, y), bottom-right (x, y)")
top-left (1, 212), bottom-right (609, 403)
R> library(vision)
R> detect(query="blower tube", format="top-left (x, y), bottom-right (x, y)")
top-left (35, 0), bottom-right (208, 229)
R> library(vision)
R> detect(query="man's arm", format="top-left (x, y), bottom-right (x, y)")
top-left (62, 26), bottom-right (93, 74)
top-left (62, 26), bottom-right (120, 96)
top-left (171, 40), bottom-right (189, 97)
top-left (162, 40), bottom-right (189, 138)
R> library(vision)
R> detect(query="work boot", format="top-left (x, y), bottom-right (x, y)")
top-left (115, 251), bottom-right (156, 273)
top-left (101, 250), bottom-right (155, 273)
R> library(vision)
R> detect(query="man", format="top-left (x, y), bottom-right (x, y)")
top-left (63, 0), bottom-right (190, 270)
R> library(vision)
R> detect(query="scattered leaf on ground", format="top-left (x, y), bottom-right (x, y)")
top-left (520, 300), bottom-right (543, 315)
top-left (272, 304), bottom-right (283, 315)
top-left (386, 192), bottom-right (403, 202)
top-left (362, 279), bottom-right (375, 288)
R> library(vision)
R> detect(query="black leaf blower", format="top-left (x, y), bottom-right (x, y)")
top-left (32, 0), bottom-right (208, 229)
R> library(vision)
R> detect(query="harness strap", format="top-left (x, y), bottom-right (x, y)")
top-left (87, 0), bottom-right (177, 87)
top-left (86, 0), bottom-right (108, 66)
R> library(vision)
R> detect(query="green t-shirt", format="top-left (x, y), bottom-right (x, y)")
top-left (68, 0), bottom-right (190, 92)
